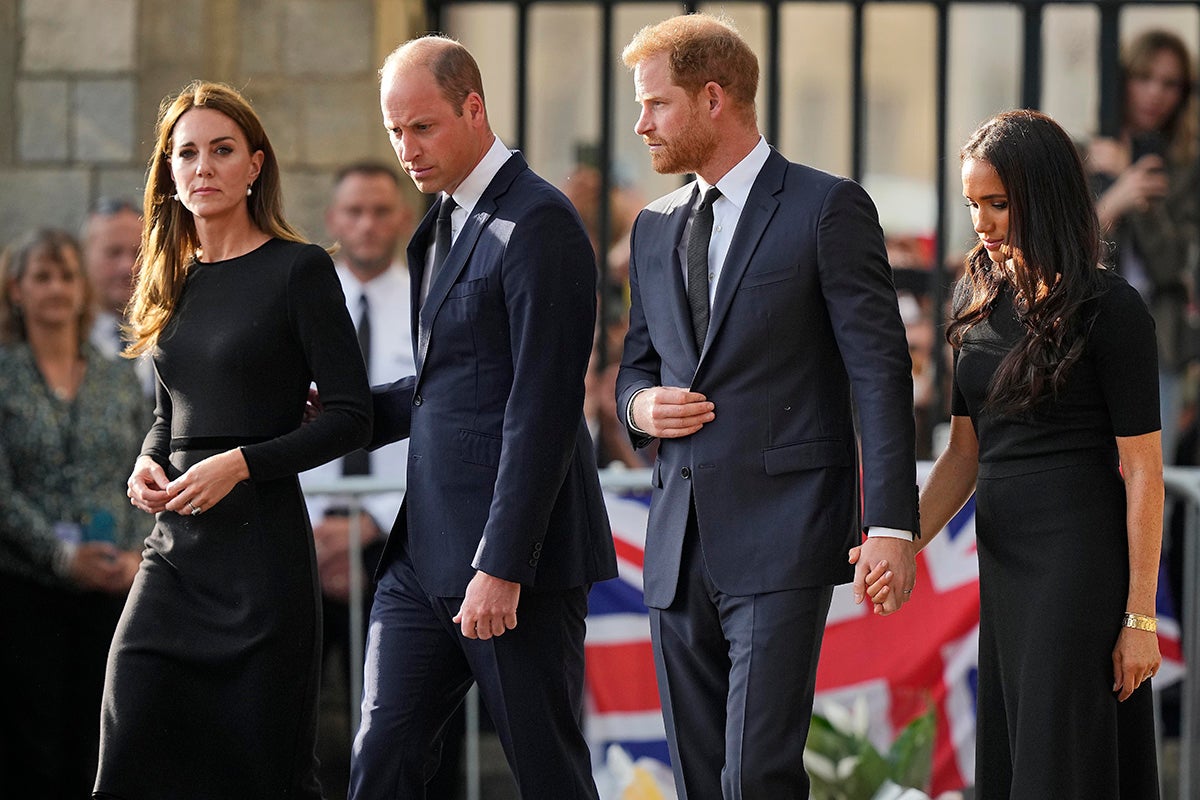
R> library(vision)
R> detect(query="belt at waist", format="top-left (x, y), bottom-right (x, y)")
top-left (977, 449), bottom-right (1118, 480)
top-left (170, 435), bottom-right (272, 452)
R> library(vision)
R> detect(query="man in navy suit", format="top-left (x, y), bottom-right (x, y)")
top-left (616, 14), bottom-right (920, 798)
top-left (349, 35), bottom-right (616, 800)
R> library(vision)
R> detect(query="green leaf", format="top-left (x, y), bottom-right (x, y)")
top-left (887, 707), bottom-right (936, 790)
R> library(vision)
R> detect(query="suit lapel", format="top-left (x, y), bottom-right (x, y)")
top-left (661, 185), bottom-right (701, 365)
top-left (702, 150), bottom-right (785, 360)
top-left (414, 153), bottom-right (529, 377)
top-left (406, 205), bottom-right (437, 368)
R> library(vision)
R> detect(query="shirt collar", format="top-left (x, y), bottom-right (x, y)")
top-left (445, 134), bottom-right (512, 218)
top-left (697, 135), bottom-right (770, 212)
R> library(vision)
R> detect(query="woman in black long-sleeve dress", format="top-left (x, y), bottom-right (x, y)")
top-left (95, 81), bottom-right (371, 800)
top-left (859, 110), bottom-right (1163, 798)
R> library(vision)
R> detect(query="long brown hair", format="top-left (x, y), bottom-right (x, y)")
top-left (125, 80), bottom-right (304, 357)
top-left (949, 110), bottom-right (1105, 414)
top-left (1, 228), bottom-right (94, 349)
top-left (1121, 29), bottom-right (1197, 165)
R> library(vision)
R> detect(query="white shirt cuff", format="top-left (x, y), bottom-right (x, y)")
top-left (866, 526), bottom-right (913, 541)
top-left (626, 388), bottom-right (650, 436)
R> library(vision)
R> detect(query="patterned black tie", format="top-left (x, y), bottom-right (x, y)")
top-left (430, 196), bottom-right (456, 292)
top-left (342, 293), bottom-right (371, 476)
top-left (687, 186), bottom-right (721, 351)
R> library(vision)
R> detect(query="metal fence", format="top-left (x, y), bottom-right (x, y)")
top-left (307, 462), bottom-right (1200, 798)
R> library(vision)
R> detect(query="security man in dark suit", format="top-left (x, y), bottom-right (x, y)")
top-left (349, 35), bottom-right (616, 800)
top-left (616, 14), bottom-right (920, 798)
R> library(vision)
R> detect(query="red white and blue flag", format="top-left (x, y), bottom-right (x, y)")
top-left (584, 473), bottom-right (1184, 793)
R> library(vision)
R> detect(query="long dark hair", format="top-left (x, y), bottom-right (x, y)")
top-left (948, 109), bottom-right (1104, 414)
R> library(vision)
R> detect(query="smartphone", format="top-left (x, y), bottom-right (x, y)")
top-left (1131, 132), bottom-right (1167, 168)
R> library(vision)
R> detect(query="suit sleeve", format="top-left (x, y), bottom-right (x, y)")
top-left (816, 179), bottom-right (919, 534)
top-left (614, 211), bottom-right (659, 449)
top-left (470, 200), bottom-right (598, 583)
top-left (368, 376), bottom-right (415, 450)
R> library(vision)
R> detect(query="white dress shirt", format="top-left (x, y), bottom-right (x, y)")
top-left (422, 134), bottom-right (514, 299)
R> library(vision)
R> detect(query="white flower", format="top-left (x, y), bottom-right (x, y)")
top-left (803, 750), bottom-right (838, 782)
top-left (836, 756), bottom-right (860, 780)
top-left (821, 700), bottom-right (858, 737)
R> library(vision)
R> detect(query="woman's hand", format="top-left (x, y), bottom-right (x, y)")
top-left (164, 448), bottom-right (250, 518)
top-left (1097, 155), bottom-right (1170, 222)
top-left (1087, 137), bottom-right (1127, 176)
top-left (127, 455), bottom-right (172, 514)
top-left (68, 542), bottom-right (125, 592)
top-left (1112, 626), bottom-right (1161, 702)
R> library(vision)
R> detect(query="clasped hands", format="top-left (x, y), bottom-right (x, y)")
top-left (126, 451), bottom-right (249, 517)
top-left (850, 537), bottom-right (917, 616)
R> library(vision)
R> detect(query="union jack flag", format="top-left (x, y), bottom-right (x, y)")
top-left (584, 475), bottom-right (1184, 794)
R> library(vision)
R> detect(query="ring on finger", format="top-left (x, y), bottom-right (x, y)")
top-left (187, 501), bottom-right (202, 516)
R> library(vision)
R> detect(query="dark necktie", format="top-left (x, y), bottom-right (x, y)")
top-left (687, 186), bottom-right (721, 351)
top-left (429, 196), bottom-right (456, 294)
top-left (343, 293), bottom-right (371, 476)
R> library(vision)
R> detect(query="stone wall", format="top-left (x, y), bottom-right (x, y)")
top-left (0, 0), bottom-right (424, 249)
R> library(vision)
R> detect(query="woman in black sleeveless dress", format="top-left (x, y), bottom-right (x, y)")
top-left (95, 81), bottom-right (371, 800)
top-left (859, 110), bottom-right (1162, 798)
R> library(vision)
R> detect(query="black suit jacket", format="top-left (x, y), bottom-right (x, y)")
top-left (616, 149), bottom-right (918, 608)
top-left (371, 153), bottom-right (616, 596)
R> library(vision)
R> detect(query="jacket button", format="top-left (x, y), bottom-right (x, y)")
top-left (413, 394), bottom-right (423, 406)
top-left (528, 559), bottom-right (538, 567)
top-left (680, 467), bottom-right (691, 479)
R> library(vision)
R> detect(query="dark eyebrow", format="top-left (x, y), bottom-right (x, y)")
top-left (175, 135), bottom-right (237, 149)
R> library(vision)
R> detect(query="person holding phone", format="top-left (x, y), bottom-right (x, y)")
top-left (1087, 28), bottom-right (1198, 463)
top-left (0, 228), bottom-right (149, 799)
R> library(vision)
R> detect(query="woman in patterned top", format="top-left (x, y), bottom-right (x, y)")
top-left (0, 228), bottom-right (150, 799)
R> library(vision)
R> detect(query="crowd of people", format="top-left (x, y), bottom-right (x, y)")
top-left (0, 15), bottom-right (1191, 800)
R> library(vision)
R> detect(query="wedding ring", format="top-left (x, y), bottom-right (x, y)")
top-left (188, 502), bottom-right (201, 516)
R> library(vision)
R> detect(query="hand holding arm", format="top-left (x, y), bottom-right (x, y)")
top-left (453, 571), bottom-right (521, 640)
top-left (629, 386), bottom-right (714, 439)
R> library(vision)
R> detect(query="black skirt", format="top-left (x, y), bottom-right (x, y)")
top-left (973, 454), bottom-right (1158, 799)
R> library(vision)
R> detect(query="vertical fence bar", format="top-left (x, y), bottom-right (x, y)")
top-left (347, 496), bottom-right (365, 735)
top-left (1020, 1), bottom-right (1043, 110)
top-left (851, 0), bottom-right (866, 183)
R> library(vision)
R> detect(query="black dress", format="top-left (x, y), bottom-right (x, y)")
top-left (95, 239), bottom-right (371, 800)
top-left (952, 269), bottom-right (1160, 799)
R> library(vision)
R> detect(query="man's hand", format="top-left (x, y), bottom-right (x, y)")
top-left (850, 536), bottom-right (916, 615)
top-left (630, 386), bottom-right (714, 439)
top-left (454, 571), bottom-right (520, 640)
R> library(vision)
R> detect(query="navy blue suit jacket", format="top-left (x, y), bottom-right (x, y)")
top-left (370, 153), bottom-right (616, 596)
top-left (616, 149), bottom-right (918, 609)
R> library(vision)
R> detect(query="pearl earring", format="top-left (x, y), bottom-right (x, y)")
top-left (246, 185), bottom-right (252, 197)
